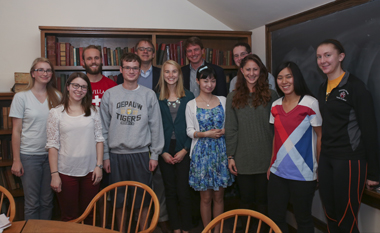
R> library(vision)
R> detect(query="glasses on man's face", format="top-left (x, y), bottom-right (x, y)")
top-left (34, 68), bottom-right (53, 74)
top-left (233, 52), bottom-right (248, 58)
top-left (70, 83), bottom-right (88, 91)
top-left (137, 47), bottom-right (154, 52)
top-left (122, 66), bottom-right (140, 72)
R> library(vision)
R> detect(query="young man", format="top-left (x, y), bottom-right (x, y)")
top-left (100, 53), bottom-right (164, 231)
top-left (116, 40), bottom-right (169, 231)
top-left (82, 45), bottom-right (117, 106)
top-left (181, 37), bottom-right (227, 97)
top-left (229, 42), bottom-right (276, 92)
top-left (116, 39), bottom-right (160, 91)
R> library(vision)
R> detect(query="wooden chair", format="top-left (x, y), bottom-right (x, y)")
top-left (70, 181), bottom-right (159, 233)
top-left (202, 209), bottom-right (282, 233)
top-left (0, 185), bottom-right (16, 222)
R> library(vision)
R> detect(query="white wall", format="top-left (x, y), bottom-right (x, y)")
top-left (0, 0), bottom-right (231, 92)
top-left (250, 26), bottom-right (267, 66)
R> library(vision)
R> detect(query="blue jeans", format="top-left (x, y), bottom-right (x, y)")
top-left (20, 153), bottom-right (54, 220)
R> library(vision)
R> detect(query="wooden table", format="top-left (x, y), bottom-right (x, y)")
top-left (5, 220), bottom-right (117, 232)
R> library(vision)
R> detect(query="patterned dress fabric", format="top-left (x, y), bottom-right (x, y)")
top-left (189, 103), bottom-right (234, 191)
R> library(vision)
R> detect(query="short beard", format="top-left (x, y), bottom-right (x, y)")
top-left (84, 63), bottom-right (103, 75)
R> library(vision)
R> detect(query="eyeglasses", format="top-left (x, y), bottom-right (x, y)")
top-left (137, 47), bottom-right (154, 52)
top-left (34, 68), bottom-right (53, 74)
top-left (122, 66), bottom-right (140, 72)
top-left (70, 83), bottom-right (88, 91)
top-left (233, 52), bottom-right (248, 58)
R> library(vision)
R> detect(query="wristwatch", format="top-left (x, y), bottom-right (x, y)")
top-left (96, 164), bottom-right (103, 169)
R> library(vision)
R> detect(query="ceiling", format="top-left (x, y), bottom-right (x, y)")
top-left (188, 0), bottom-right (335, 31)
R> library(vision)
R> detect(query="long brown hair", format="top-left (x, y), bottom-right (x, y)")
top-left (157, 60), bottom-right (185, 100)
top-left (28, 57), bottom-right (61, 109)
top-left (61, 72), bottom-right (95, 117)
top-left (232, 54), bottom-right (271, 109)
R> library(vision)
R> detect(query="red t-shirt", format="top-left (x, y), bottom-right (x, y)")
top-left (91, 75), bottom-right (117, 106)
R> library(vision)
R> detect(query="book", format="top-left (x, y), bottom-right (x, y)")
top-left (70, 45), bottom-right (74, 66)
top-left (56, 43), bottom-right (61, 66)
top-left (46, 36), bottom-right (57, 66)
top-left (79, 47), bottom-right (84, 66)
top-left (2, 107), bottom-right (8, 130)
top-left (14, 73), bottom-right (30, 85)
top-left (158, 43), bottom-right (166, 65)
top-left (60, 43), bottom-right (66, 66)
top-left (103, 47), bottom-right (108, 66)
top-left (65, 43), bottom-right (70, 66)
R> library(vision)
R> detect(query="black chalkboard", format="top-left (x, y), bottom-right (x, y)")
top-left (271, 0), bottom-right (380, 145)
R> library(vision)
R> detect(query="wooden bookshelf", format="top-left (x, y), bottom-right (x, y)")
top-left (0, 92), bottom-right (24, 199)
top-left (39, 26), bottom-right (251, 71)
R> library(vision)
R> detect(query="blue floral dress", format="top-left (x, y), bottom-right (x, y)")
top-left (189, 103), bottom-right (234, 191)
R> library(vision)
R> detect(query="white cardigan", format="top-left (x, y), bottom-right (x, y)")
top-left (185, 96), bottom-right (226, 158)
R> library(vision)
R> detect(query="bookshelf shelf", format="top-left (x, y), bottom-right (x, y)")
top-left (0, 160), bottom-right (13, 167)
top-left (40, 26), bottom-right (251, 71)
top-left (0, 129), bottom-right (12, 135)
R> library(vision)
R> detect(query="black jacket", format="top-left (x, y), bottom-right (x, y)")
top-left (181, 62), bottom-right (227, 97)
top-left (317, 72), bottom-right (379, 181)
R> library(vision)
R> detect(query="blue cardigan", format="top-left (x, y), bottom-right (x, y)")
top-left (157, 89), bottom-right (195, 154)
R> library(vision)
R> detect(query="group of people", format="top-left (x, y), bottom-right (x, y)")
top-left (9, 36), bottom-right (379, 233)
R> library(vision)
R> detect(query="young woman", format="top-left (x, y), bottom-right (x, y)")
top-left (10, 57), bottom-right (61, 220)
top-left (186, 65), bottom-right (234, 233)
top-left (157, 60), bottom-right (194, 233)
top-left (46, 72), bottom-right (104, 222)
top-left (225, 54), bottom-right (277, 219)
top-left (316, 39), bottom-right (379, 233)
top-left (267, 61), bottom-right (322, 233)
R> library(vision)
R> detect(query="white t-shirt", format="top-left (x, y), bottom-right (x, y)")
top-left (9, 90), bottom-right (50, 155)
top-left (46, 105), bottom-right (104, 177)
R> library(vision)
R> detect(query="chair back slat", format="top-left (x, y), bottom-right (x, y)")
top-left (69, 181), bottom-right (159, 233)
top-left (201, 209), bottom-right (282, 233)
top-left (0, 186), bottom-right (15, 222)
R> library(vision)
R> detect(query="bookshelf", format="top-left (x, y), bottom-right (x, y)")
top-left (39, 26), bottom-right (251, 72)
top-left (0, 93), bottom-right (23, 198)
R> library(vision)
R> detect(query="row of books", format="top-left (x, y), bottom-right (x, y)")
top-left (0, 167), bottom-right (21, 191)
top-left (1, 107), bottom-right (12, 130)
top-left (46, 36), bottom-right (136, 67)
top-left (156, 42), bottom-right (186, 66)
top-left (46, 36), bottom-right (234, 67)
top-left (0, 137), bottom-right (12, 161)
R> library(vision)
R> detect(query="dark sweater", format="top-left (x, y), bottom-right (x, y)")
top-left (157, 89), bottom-right (195, 154)
top-left (225, 90), bottom-right (278, 174)
top-left (317, 72), bottom-right (379, 181)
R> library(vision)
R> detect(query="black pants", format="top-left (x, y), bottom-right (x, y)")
top-left (236, 173), bottom-right (268, 213)
top-left (268, 173), bottom-right (317, 233)
top-left (159, 140), bottom-right (192, 231)
top-left (318, 155), bottom-right (366, 233)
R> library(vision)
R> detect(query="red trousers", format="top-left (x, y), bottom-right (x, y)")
top-left (57, 172), bottom-right (100, 222)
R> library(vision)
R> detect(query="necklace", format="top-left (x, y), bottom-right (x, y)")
top-left (167, 98), bottom-right (180, 108)
top-left (199, 95), bottom-right (213, 107)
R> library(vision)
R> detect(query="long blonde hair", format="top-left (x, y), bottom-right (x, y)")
top-left (28, 57), bottom-right (61, 109)
top-left (157, 60), bottom-right (185, 100)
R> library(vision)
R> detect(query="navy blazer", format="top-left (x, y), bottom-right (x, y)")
top-left (181, 62), bottom-right (227, 97)
top-left (117, 66), bottom-right (161, 92)
top-left (157, 89), bottom-right (195, 154)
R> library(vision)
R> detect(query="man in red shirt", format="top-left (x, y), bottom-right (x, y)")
top-left (83, 45), bottom-right (116, 106)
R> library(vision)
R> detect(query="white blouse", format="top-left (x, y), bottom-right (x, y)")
top-left (46, 105), bottom-right (104, 177)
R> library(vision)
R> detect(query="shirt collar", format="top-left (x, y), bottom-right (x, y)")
top-left (140, 65), bottom-right (153, 78)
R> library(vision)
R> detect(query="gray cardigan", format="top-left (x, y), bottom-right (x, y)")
top-left (225, 90), bottom-right (278, 174)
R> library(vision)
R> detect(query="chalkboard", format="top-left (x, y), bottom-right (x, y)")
top-left (271, 0), bottom-right (380, 146)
